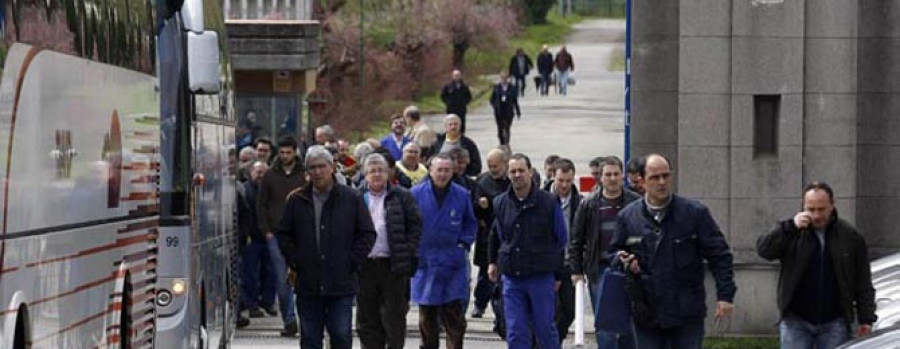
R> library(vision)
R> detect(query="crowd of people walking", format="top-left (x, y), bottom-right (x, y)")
top-left (233, 43), bottom-right (877, 349)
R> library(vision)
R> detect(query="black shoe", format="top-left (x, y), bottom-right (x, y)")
top-left (472, 307), bottom-right (485, 318)
top-left (248, 308), bottom-right (265, 318)
top-left (236, 316), bottom-right (250, 328)
top-left (280, 321), bottom-right (299, 337)
top-left (263, 305), bottom-right (278, 316)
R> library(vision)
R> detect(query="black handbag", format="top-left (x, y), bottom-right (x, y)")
top-left (622, 264), bottom-right (660, 329)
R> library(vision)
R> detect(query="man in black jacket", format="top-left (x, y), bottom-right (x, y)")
top-left (356, 153), bottom-right (423, 349)
top-left (490, 73), bottom-right (521, 146)
top-left (440, 69), bottom-right (473, 134)
top-left (471, 149), bottom-right (510, 319)
top-left (757, 182), bottom-right (876, 349)
top-left (536, 45), bottom-right (554, 96)
top-left (568, 156), bottom-right (640, 348)
top-left (508, 48), bottom-right (534, 97)
top-left (277, 145), bottom-right (376, 349)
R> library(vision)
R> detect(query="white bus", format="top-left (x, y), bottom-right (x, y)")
top-left (0, 0), bottom-right (237, 348)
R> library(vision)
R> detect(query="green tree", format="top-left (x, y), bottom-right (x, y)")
top-left (523, 0), bottom-right (555, 24)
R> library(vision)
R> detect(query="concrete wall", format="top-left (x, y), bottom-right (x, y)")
top-left (631, 0), bottom-right (899, 335)
top-left (857, 1), bottom-right (900, 257)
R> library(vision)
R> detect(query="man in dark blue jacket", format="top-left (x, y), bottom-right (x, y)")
top-left (277, 145), bottom-right (376, 349)
top-left (489, 153), bottom-right (568, 349)
top-left (490, 73), bottom-right (521, 146)
top-left (610, 154), bottom-right (736, 349)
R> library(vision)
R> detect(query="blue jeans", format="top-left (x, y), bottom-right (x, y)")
top-left (780, 315), bottom-right (851, 349)
top-left (634, 321), bottom-right (704, 349)
top-left (297, 295), bottom-right (354, 349)
top-left (240, 240), bottom-right (267, 309)
top-left (266, 237), bottom-right (296, 323)
top-left (557, 69), bottom-right (570, 95)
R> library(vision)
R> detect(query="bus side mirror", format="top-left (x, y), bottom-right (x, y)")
top-left (187, 31), bottom-right (221, 94)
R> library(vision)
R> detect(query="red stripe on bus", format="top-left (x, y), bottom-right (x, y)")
top-left (0, 46), bottom-right (42, 282)
top-left (29, 307), bottom-right (110, 344)
top-left (0, 260), bottom-right (156, 316)
top-left (117, 220), bottom-right (158, 233)
top-left (24, 232), bottom-right (156, 268)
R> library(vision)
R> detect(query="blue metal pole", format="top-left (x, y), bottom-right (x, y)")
top-left (624, 0), bottom-right (632, 165)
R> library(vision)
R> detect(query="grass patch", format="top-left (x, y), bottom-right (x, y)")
top-left (703, 336), bottom-right (779, 349)
top-left (608, 46), bottom-right (625, 72)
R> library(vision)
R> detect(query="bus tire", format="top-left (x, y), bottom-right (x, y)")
top-left (119, 274), bottom-right (132, 348)
top-left (13, 306), bottom-right (30, 349)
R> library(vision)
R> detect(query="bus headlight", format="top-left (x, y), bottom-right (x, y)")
top-left (157, 290), bottom-right (173, 307)
top-left (172, 279), bottom-right (187, 295)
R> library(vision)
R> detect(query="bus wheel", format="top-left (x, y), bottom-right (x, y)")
top-left (119, 275), bottom-right (132, 348)
top-left (199, 285), bottom-right (208, 349)
top-left (13, 306), bottom-right (30, 349)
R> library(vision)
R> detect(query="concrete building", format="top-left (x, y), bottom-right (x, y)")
top-left (631, 0), bottom-right (900, 334)
top-left (224, 0), bottom-right (320, 149)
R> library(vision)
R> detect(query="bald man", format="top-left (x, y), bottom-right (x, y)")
top-left (470, 149), bottom-right (511, 318)
top-left (610, 154), bottom-right (736, 348)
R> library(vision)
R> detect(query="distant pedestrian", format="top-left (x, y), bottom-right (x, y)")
top-left (380, 113), bottom-right (412, 162)
top-left (490, 72), bottom-right (521, 146)
top-left (403, 105), bottom-right (437, 159)
top-left (276, 146), bottom-right (376, 349)
top-left (569, 156), bottom-right (640, 348)
top-left (356, 153), bottom-right (423, 349)
top-left (237, 146), bottom-right (257, 182)
top-left (555, 46), bottom-right (574, 96)
top-left (432, 114), bottom-right (482, 177)
top-left (255, 137), bottom-right (274, 165)
top-left (757, 182), bottom-right (876, 349)
top-left (488, 153), bottom-right (567, 349)
top-left (610, 154), bottom-right (736, 349)
top-left (536, 45), bottom-right (554, 96)
top-left (508, 48), bottom-right (534, 97)
top-left (441, 70), bottom-right (474, 134)
top-left (587, 156), bottom-right (607, 192)
top-left (410, 153), bottom-right (477, 349)
top-left (238, 161), bottom-right (269, 327)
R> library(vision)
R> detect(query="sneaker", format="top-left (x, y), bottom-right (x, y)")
top-left (236, 316), bottom-right (250, 329)
top-left (471, 307), bottom-right (485, 319)
top-left (248, 308), bottom-right (265, 318)
top-left (280, 321), bottom-right (299, 337)
top-left (263, 305), bottom-right (278, 316)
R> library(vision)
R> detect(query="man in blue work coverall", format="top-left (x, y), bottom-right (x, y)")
top-left (488, 153), bottom-right (568, 349)
top-left (410, 153), bottom-right (477, 349)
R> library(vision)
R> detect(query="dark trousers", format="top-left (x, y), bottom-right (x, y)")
top-left (296, 295), bottom-right (354, 349)
top-left (419, 300), bottom-right (467, 349)
top-left (513, 74), bottom-right (527, 96)
top-left (240, 240), bottom-right (267, 309)
top-left (473, 265), bottom-right (494, 310)
top-left (456, 111), bottom-right (468, 134)
top-left (495, 115), bottom-right (513, 145)
top-left (357, 258), bottom-right (410, 349)
top-left (633, 321), bottom-right (704, 349)
top-left (539, 72), bottom-right (552, 95)
top-left (555, 276), bottom-right (575, 343)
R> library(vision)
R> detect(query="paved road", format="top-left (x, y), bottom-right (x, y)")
top-left (231, 18), bottom-right (626, 348)
top-left (425, 19), bottom-right (627, 178)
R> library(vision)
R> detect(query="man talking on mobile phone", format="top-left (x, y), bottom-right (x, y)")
top-left (757, 182), bottom-right (877, 349)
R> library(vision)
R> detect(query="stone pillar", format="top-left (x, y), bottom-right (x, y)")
top-left (857, 1), bottom-right (900, 258)
top-left (630, 0), bottom-right (680, 164)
